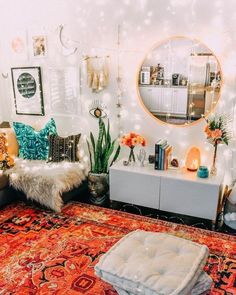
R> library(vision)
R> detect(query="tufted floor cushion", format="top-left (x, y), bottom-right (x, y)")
top-left (95, 230), bottom-right (210, 295)
top-left (113, 272), bottom-right (212, 295)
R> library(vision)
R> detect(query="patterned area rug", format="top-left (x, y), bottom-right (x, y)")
top-left (0, 202), bottom-right (235, 295)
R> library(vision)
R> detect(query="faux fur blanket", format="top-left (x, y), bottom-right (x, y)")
top-left (6, 158), bottom-right (88, 212)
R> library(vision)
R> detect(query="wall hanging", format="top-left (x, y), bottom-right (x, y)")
top-left (49, 67), bottom-right (79, 116)
top-left (85, 55), bottom-right (109, 93)
top-left (31, 35), bottom-right (47, 57)
top-left (9, 30), bottom-right (28, 60)
top-left (89, 99), bottom-right (107, 119)
top-left (58, 25), bottom-right (78, 56)
top-left (11, 67), bottom-right (44, 116)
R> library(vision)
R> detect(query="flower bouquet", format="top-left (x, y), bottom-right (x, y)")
top-left (121, 132), bottom-right (146, 163)
top-left (204, 115), bottom-right (231, 175)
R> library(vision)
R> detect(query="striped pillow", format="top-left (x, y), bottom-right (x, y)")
top-left (48, 134), bottom-right (81, 162)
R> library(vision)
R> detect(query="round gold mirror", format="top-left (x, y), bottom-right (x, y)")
top-left (138, 36), bottom-right (222, 126)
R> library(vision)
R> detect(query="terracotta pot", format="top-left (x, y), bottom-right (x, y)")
top-left (88, 172), bottom-right (109, 205)
top-left (0, 172), bottom-right (9, 190)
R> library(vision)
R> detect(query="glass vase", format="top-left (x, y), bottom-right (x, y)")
top-left (128, 146), bottom-right (135, 163)
top-left (210, 143), bottom-right (218, 176)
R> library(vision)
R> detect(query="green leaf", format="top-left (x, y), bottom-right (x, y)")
top-left (106, 119), bottom-right (111, 147)
top-left (86, 139), bottom-right (93, 171)
top-left (103, 139), bottom-right (116, 173)
top-left (110, 144), bottom-right (121, 167)
top-left (90, 132), bottom-right (96, 158)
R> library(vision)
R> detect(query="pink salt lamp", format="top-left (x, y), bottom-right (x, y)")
top-left (185, 147), bottom-right (201, 172)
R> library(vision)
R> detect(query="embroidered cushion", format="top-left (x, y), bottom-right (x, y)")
top-left (48, 134), bottom-right (81, 162)
top-left (13, 118), bottom-right (57, 160)
top-left (95, 230), bottom-right (210, 295)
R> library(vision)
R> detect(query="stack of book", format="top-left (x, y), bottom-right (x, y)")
top-left (155, 140), bottom-right (172, 170)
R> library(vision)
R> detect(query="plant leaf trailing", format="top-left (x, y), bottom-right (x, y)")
top-left (87, 118), bottom-right (121, 174)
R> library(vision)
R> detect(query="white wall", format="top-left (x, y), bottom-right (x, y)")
top-left (0, 0), bottom-right (235, 175)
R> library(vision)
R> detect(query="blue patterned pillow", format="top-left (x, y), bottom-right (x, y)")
top-left (13, 119), bottom-right (57, 160)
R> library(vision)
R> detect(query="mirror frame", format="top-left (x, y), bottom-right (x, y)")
top-left (136, 35), bottom-right (223, 127)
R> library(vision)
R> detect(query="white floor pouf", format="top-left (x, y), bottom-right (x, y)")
top-left (95, 230), bottom-right (211, 295)
top-left (113, 272), bottom-right (212, 295)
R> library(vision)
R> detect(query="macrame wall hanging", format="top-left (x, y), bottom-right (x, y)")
top-left (85, 55), bottom-right (109, 93)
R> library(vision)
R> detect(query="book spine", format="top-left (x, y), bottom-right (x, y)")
top-left (165, 146), bottom-right (172, 170)
top-left (164, 147), bottom-right (168, 170)
top-left (165, 148), bottom-right (168, 170)
top-left (154, 144), bottom-right (159, 170)
top-left (160, 147), bottom-right (163, 170)
top-left (161, 146), bottom-right (165, 170)
top-left (158, 147), bottom-right (162, 170)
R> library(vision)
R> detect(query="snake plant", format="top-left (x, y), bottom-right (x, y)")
top-left (87, 118), bottom-right (121, 174)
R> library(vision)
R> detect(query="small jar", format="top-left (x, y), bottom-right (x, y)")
top-left (197, 166), bottom-right (209, 178)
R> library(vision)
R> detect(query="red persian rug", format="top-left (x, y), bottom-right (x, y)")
top-left (0, 202), bottom-right (235, 295)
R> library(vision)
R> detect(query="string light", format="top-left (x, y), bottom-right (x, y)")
top-left (116, 24), bottom-right (124, 137)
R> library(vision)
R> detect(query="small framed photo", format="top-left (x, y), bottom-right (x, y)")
top-left (32, 35), bottom-right (47, 57)
top-left (11, 67), bottom-right (45, 116)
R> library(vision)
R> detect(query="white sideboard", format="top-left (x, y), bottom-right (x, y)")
top-left (139, 86), bottom-right (188, 115)
top-left (110, 161), bottom-right (224, 224)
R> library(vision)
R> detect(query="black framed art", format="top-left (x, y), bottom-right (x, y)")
top-left (11, 66), bottom-right (45, 116)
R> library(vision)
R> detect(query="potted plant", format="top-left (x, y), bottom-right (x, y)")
top-left (87, 118), bottom-right (120, 205)
top-left (204, 114), bottom-right (231, 175)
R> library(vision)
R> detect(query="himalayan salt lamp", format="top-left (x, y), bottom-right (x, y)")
top-left (185, 147), bottom-right (201, 172)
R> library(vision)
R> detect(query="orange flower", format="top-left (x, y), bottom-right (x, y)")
top-left (211, 129), bottom-right (222, 139)
top-left (120, 138), bottom-right (126, 145)
top-left (141, 138), bottom-right (146, 147)
top-left (131, 138), bottom-right (138, 146)
top-left (121, 132), bottom-right (146, 148)
top-left (129, 132), bottom-right (137, 139)
top-left (136, 136), bottom-right (142, 144)
top-left (125, 138), bottom-right (132, 147)
top-left (204, 125), bottom-right (212, 138)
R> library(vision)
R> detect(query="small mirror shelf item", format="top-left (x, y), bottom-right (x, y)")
top-left (11, 67), bottom-right (44, 116)
top-left (137, 36), bottom-right (222, 126)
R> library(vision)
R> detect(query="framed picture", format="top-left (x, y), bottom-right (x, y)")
top-left (31, 35), bottom-right (47, 57)
top-left (11, 67), bottom-right (45, 116)
top-left (49, 67), bottom-right (80, 116)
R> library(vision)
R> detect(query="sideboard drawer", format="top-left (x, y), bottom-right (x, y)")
top-left (110, 169), bottom-right (160, 209)
top-left (160, 177), bottom-right (221, 220)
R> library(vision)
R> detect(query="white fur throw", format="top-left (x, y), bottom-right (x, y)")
top-left (6, 158), bottom-right (87, 212)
